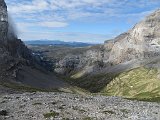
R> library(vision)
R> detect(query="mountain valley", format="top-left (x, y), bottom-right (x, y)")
top-left (1, 0), bottom-right (160, 119)
top-left (28, 9), bottom-right (160, 100)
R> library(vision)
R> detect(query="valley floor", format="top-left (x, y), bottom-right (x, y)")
top-left (0, 92), bottom-right (160, 120)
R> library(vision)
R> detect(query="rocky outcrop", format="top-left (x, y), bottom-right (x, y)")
top-left (109, 9), bottom-right (160, 64)
top-left (0, 0), bottom-right (32, 82)
top-left (54, 45), bottom-right (111, 76)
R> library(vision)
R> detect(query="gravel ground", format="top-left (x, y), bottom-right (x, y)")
top-left (0, 92), bottom-right (160, 120)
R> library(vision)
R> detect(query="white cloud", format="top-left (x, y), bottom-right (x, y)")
top-left (15, 21), bottom-right (68, 36)
top-left (7, 0), bottom-right (49, 14)
top-left (5, 0), bottom-right (160, 42)
top-left (38, 21), bottom-right (68, 28)
top-left (6, 0), bottom-right (159, 23)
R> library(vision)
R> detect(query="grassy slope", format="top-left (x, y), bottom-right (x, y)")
top-left (0, 81), bottom-right (90, 96)
top-left (101, 67), bottom-right (160, 101)
top-left (67, 67), bottom-right (160, 102)
top-left (3, 66), bottom-right (160, 102)
top-left (61, 73), bottom-right (116, 93)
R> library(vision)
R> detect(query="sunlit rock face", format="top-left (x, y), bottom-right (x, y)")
top-left (109, 9), bottom-right (160, 64)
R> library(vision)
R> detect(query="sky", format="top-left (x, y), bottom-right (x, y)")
top-left (5, 0), bottom-right (160, 43)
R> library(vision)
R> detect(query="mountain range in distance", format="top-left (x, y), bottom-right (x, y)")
top-left (24, 40), bottom-right (97, 47)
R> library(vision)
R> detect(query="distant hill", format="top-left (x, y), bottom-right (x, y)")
top-left (24, 40), bottom-right (96, 47)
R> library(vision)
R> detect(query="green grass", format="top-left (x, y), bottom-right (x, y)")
top-left (127, 97), bottom-right (160, 102)
top-left (43, 111), bottom-right (59, 118)
top-left (0, 80), bottom-right (90, 96)
top-left (101, 67), bottom-right (160, 101)
top-left (64, 73), bottom-right (116, 93)
top-left (83, 117), bottom-right (93, 120)
top-left (0, 81), bottom-right (60, 92)
top-left (59, 86), bottom-right (91, 96)
top-left (56, 64), bottom-right (160, 102)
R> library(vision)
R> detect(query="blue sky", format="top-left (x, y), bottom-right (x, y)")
top-left (5, 0), bottom-right (160, 43)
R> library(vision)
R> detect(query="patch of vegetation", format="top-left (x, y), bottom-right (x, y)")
top-left (0, 82), bottom-right (60, 92)
top-left (127, 97), bottom-right (160, 102)
top-left (71, 71), bottom-right (86, 79)
top-left (83, 117), bottom-right (93, 120)
top-left (59, 86), bottom-right (90, 95)
top-left (66, 73), bottom-right (117, 93)
top-left (43, 111), bottom-right (59, 118)
top-left (102, 67), bottom-right (160, 101)
top-left (103, 110), bottom-right (116, 114)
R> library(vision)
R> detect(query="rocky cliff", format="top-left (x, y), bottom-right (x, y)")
top-left (0, 0), bottom-right (32, 82)
top-left (0, 0), bottom-right (66, 90)
top-left (53, 44), bottom-right (114, 78)
top-left (109, 9), bottom-right (160, 64)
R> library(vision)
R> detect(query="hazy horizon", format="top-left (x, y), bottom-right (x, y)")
top-left (24, 39), bottom-right (99, 44)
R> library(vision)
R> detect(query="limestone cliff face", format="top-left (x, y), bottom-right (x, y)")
top-left (109, 9), bottom-right (160, 64)
top-left (0, 0), bottom-right (32, 81)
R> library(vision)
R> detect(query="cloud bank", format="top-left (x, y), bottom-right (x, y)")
top-left (5, 0), bottom-right (160, 43)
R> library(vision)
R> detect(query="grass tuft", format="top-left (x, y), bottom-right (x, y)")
top-left (43, 111), bottom-right (59, 118)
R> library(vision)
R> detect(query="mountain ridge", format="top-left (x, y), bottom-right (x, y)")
top-left (24, 40), bottom-right (97, 47)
